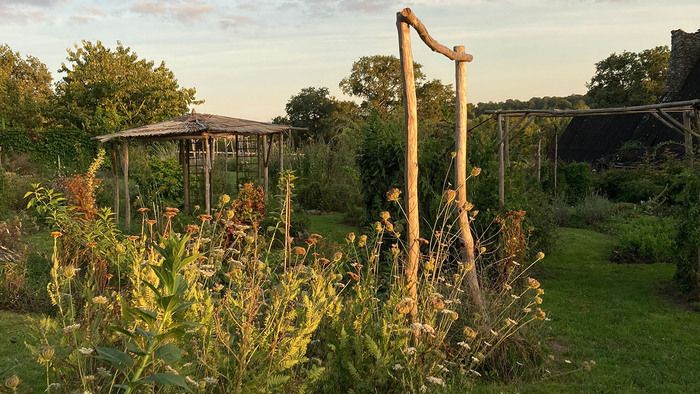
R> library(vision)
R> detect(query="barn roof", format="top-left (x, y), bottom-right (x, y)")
top-left (96, 112), bottom-right (304, 143)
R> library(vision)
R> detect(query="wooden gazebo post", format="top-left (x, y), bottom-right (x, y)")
top-left (121, 142), bottom-right (130, 228)
top-left (111, 146), bottom-right (120, 225)
top-left (497, 114), bottom-right (505, 208)
top-left (204, 136), bottom-right (211, 214)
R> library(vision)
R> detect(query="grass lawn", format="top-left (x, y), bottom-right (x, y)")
top-left (0, 312), bottom-right (44, 390)
top-left (303, 212), bottom-right (359, 244)
top-left (479, 227), bottom-right (700, 393)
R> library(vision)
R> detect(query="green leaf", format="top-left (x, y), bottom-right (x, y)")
top-left (154, 343), bottom-right (182, 364)
top-left (129, 307), bottom-right (158, 324)
top-left (109, 326), bottom-right (136, 339)
top-left (141, 373), bottom-right (192, 392)
top-left (95, 347), bottom-right (133, 371)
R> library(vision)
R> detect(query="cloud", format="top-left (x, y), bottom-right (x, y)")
top-left (219, 14), bottom-right (257, 30)
top-left (130, 0), bottom-right (213, 23)
top-left (0, 3), bottom-right (51, 24)
top-left (68, 6), bottom-right (104, 24)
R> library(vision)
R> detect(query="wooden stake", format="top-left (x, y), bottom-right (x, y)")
top-left (204, 136), bottom-right (211, 214)
top-left (497, 114), bottom-right (505, 208)
top-left (504, 116), bottom-right (510, 168)
top-left (111, 146), bottom-right (120, 225)
top-left (554, 129), bottom-right (558, 198)
top-left (263, 135), bottom-right (270, 197)
top-left (184, 140), bottom-right (190, 214)
top-left (397, 12), bottom-right (421, 323)
top-left (279, 132), bottom-right (285, 172)
top-left (454, 45), bottom-right (484, 310)
top-left (121, 142), bottom-right (130, 229)
top-left (235, 135), bottom-right (240, 192)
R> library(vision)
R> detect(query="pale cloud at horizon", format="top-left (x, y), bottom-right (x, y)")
top-left (0, 0), bottom-right (698, 120)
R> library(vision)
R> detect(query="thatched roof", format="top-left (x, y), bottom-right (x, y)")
top-left (96, 113), bottom-right (303, 143)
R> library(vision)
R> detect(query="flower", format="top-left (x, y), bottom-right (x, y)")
top-left (426, 376), bottom-right (445, 387)
top-left (536, 251), bottom-right (545, 260)
top-left (470, 209), bottom-right (479, 218)
top-left (457, 341), bottom-right (470, 349)
top-left (186, 224), bottom-right (200, 234)
top-left (536, 308), bottom-right (547, 320)
top-left (358, 234), bottom-right (368, 247)
top-left (430, 294), bottom-right (445, 311)
top-left (137, 207), bottom-right (150, 214)
top-left (347, 271), bottom-right (360, 281)
top-left (63, 265), bottom-right (79, 280)
top-left (527, 277), bottom-right (541, 289)
top-left (463, 326), bottom-right (477, 340)
top-left (63, 323), bottom-right (81, 333)
top-left (443, 189), bottom-right (457, 204)
top-left (198, 214), bottom-right (212, 222)
top-left (204, 377), bottom-right (218, 384)
top-left (405, 347), bottom-right (417, 355)
top-left (306, 233), bottom-right (323, 246)
top-left (4, 375), bottom-right (20, 390)
top-left (441, 309), bottom-right (459, 321)
top-left (392, 364), bottom-right (404, 371)
top-left (534, 296), bottom-right (543, 305)
top-left (505, 317), bottom-right (518, 326)
top-left (379, 211), bottom-right (391, 221)
top-left (97, 367), bottom-right (111, 378)
top-left (346, 232), bottom-right (356, 243)
top-left (471, 166), bottom-right (482, 177)
top-left (386, 188), bottom-right (401, 202)
top-left (374, 222), bottom-right (383, 233)
top-left (219, 194), bottom-right (231, 205)
top-left (147, 219), bottom-right (157, 226)
top-left (38, 346), bottom-right (55, 363)
top-left (422, 323), bottom-right (436, 336)
top-left (50, 231), bottom-right (62, 239)
top-left (292, 246), bottom-right (306, 256)
top-left (333, 251), bottom-right (343, 262)
top-left (78, 347), bottom-right (94, 355)
top-left (92, 296), bottom-right (108, 305)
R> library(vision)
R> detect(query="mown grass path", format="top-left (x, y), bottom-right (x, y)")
top-left (483, 227), bottom-right (700, 393)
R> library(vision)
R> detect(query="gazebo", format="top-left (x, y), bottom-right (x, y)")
top-left (97, 112), bottom-right (303, 227)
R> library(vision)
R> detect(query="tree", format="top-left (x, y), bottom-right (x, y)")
top-left (282, 86), bottom-right (360, 143)
top-left (417, 79), bottom-right (454, 123)
top-left (586, 46), bottom-right (670, 108)
top-left (55, 41), bottom-right (200, 134)
top-left (0, 44), bottom-right (53, 129)
top-left (340, 55), bottom-right (425, 113)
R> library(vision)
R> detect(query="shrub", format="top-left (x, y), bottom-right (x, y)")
top-left (556, 162), bottom-right (593, 204)
top-left (611, 215), bottom-right (678, 264)
top-left (131, 156), bottom-right (184, 209)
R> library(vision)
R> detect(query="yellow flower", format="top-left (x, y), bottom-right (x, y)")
top-left (375, 222), bottom-right (383, 233)
top-left (479, 246), bottom-right (487, 254)
top-left (534, 296), bottom-right (543, 305)
top-left (536, 251), bottom-right (545, 260)
top-left (219, 194), bottom-right (231, 205)
top-left (346, 232), bottom-right (356, 243)
top-left (4, 375), bottom-right (20, 390)
top-left (527, 277), bottom-right (541, 289)
top-left (463, 326), bottom-right (477, 340)
top-left (115, 244), bottom-right (126, 255)
top-left (63, 265), bottom-right (78, 280)
top-left (292, 246), bottom-right (306, 256)
top-left (333, 251), bottom-right (343, 262)
top-left (443, 189), bottom-right (457, 204)
top-left (186, 224), bottom-right (200, 234)
top-left (379, 211), bottom-right (391, 221)
top-left (386, 188), bottom-right (401, 202)
top-left (50, 231), bottom-right (62, 239)
top-left (536, 308), bottom-right (546, 320)
top-left (471, 166), bottom-right (482, 177)
top-left (358, 234), bottom-right (368, 247)
top-left (470, 209), bottom-right (479, 218)
top-left (38, 346), bottom-right (55, 364)
top-left (431, 294), bottom-right (445, 311)
top-left (92, 296), bottom-right (108, 305)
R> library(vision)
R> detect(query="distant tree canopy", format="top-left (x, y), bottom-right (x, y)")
top-left (55, 41), bottom-right (200, 135)
top-left (278, 86), bottom-right (360, 143)
top-left (586, 46), bottom-right (670, 108)
top-left (0, 44), bottom-right (53, 129)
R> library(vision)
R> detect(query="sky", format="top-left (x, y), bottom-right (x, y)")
top-left (1, 0), bottom-right (699, 121)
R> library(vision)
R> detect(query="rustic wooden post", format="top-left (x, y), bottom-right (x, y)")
top-left (497, 114), bottom-right (505, 208)
top-left (121, 142), bottom-right (130, 229)
top-left (554, 128), bottom-right (559, 197)
top-left (183, 140), bottom-right (191, 214)
top-left (397, 11), bottom-right (421, 323)
top-left (454, 45), bottom-right (484, 310)
top-left (684, 111), bottom-right (694, 168)
top-left (204, 136), bottom-right (211, 214)
top-left (234, 135), bottom-right (240, 190)
top-left (263, 135), bottom-right (270, 197)
top-left (111, 146), bottom-right (120, 225)
top-left (504, 116), bottom-right (510, 168)
top-left (279, 132), bottom-right (285, 172)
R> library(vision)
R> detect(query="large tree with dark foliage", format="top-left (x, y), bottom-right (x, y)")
top-left (586, 46), bottom-right (670, 108)
top-left (55, 41), bottom-right (200, 135)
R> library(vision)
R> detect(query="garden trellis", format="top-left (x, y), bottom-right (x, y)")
top-left (396, 7), bottom-right (484, 320)
top-left (483, 98), bottom-right (700, 207)
top-left (96, 112), bottom-right (304, 227)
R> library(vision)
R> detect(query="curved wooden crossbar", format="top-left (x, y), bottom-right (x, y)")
top-left (397, 8), bottom-right (473, 62)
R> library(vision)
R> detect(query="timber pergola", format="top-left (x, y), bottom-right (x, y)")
top-left (482, 99), bottom-right (700, 208)
top-left (97, 112), bottom-right (304, 228)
